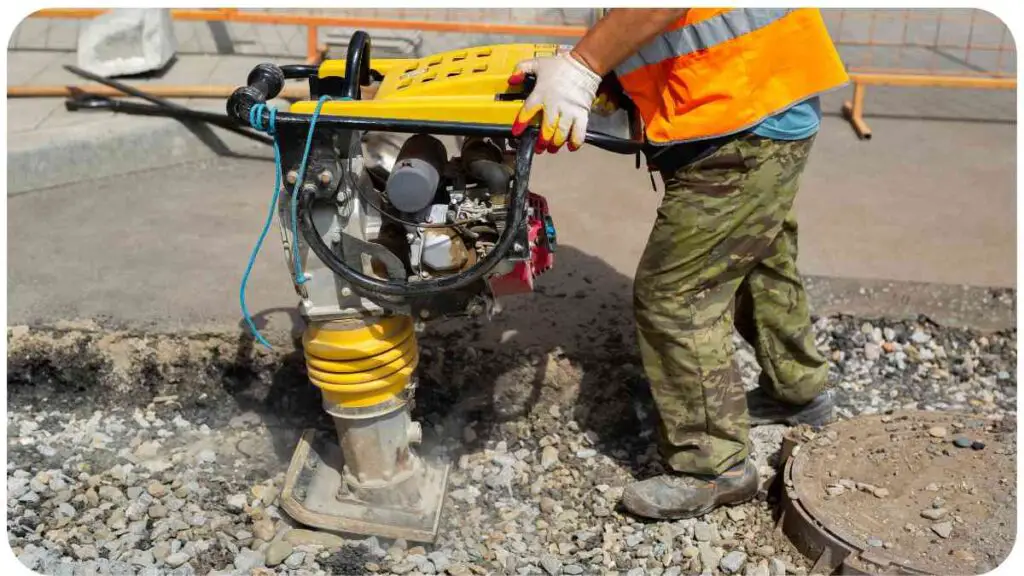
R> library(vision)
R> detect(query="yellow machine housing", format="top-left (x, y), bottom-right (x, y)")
top-left (229, 32), bottom-right (641, 544)
top-left (289, 43), bottom-right (561, 125)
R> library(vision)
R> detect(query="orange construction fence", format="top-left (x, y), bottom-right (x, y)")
top-left (23, 8), bottom-right (1018, 140)
top-left (28, 8), bottom-right (592, 64)
top-left (822, 8), bottom-right (1016, 139)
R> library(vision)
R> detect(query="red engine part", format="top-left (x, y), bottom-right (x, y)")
top-left (487, 192), bottom-right (555, 297)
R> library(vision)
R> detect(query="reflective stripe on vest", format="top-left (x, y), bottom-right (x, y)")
top-left (613, 8), bottom-right (849, 145)
top-left (615, 8), bottom-right (794, 77)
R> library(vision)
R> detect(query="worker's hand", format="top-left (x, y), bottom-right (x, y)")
top-left (509, 49), bottom-right (602, 153)
top-left (592, 77), bottom-right (625, 117)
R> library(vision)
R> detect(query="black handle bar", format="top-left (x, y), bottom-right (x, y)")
top-left (227, 32), bottom-right (645, 155)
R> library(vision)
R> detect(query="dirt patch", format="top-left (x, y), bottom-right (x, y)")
top-left (789, 412), bottom-right (1016, 574)
top-left (5, 326), bottom-right (323, 427)
top-left (322, 543), bottom-right (375, 574)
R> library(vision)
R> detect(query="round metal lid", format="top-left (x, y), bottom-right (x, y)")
top-left (778, 411), bottom-right (1015, 575)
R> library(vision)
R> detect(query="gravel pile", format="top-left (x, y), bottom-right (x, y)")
top-left (818, 316), bottom-right (1016, 418)
top-left (6, 313), bottom-right (1015, 575)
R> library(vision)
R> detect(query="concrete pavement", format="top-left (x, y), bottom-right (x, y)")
top-left (6, 9), bottom-right (1017, 340)
top-left (6, 51), bottom-right (290, 193)
top-left (6, 111), bottom-right (1016, 342)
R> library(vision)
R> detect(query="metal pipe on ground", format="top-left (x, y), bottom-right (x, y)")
top-left (63, 96), bottom-right (274, 146)
top-left (8, 84), bottom-right (310, 99)
top-left (59, 64), bottom-right (275, 145)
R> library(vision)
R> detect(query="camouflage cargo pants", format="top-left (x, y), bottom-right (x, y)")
top-left (634, 132), bottom-right (828, 477)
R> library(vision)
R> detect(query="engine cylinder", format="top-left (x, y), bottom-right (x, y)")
top-left (385, 134), bottom-right (447, 213)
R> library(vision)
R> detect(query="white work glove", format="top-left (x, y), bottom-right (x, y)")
top-left (509, 48), bottom-right (602, 153)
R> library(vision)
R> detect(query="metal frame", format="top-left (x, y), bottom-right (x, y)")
top-left (25, 8), bottom-right (1018, 140)
top-left (843, 73), bottom-right (1016, 140)
top-left (826, 8), bottom-right (1016, 139)
top-left (29, 8), bottom-right (589, 64)
top-left (264, 109), bottom-right (644, 155)
top-left (8, 84), bottom-right (310, 99)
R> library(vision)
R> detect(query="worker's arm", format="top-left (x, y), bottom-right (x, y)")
top-left (511, 8), bottom-right (689, 152)
top-left (572, 9), bottom-right (689, 76)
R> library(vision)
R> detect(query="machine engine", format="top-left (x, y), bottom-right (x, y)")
top-left (283, 128), bottom-right (555, 323)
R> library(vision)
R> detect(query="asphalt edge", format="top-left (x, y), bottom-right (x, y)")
top-left (803, 275), bottom-right (1016, 332)
top-left (6, 276), bottom-right (1016, 352)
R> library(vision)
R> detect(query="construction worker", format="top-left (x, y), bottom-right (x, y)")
top-left (510, 8), bottom-right (849, 520)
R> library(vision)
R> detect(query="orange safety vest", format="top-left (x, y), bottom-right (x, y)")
top-left (615, 8), bottom-right (849, 145)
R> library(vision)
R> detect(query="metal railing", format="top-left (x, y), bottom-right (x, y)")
top-left (19, 8), bottom-right (1017, 139)
top-left (26, 8), bottom-right (595, 63)
top-left (822, 8), bottom-right (1016, 138)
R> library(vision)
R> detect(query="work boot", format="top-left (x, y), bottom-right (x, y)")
top-left (620, 460), bottom-right (758, 520)
top-left (747, 387), bottom-right (835, 428)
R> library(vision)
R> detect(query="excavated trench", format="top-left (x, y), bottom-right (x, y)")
top-left (6, 312), bottom-right (1016, 575)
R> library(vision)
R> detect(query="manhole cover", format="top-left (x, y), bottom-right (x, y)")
top-left (779, 411), bottom-right (1016, 575)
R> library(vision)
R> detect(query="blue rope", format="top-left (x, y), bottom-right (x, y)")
top-left (288, 95), bottom-right (333, 287)
top-left (240, 95), bottom-right (335, 348)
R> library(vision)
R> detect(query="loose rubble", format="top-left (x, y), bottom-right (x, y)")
top-left (6, 313), bottom-right (1016, 575)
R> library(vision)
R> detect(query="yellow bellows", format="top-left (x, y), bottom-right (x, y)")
top-left (303, 315), bottom-right (418, 409)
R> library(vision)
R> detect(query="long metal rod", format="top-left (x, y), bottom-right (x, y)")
top-left (63, 65), bottom-right (208, 111)
top-left (62, 65), bottom-right (270, 142)
top-left (846, 66), bottom-right (1016, 79)
top-left (65, 97), bottom-right (274, 145)
top-left (8, 84), bottom-right (310, 99)
top-left (30, 8), bottom-right (585, 62)
top-left (840, 72), bottom-right (1017, 141)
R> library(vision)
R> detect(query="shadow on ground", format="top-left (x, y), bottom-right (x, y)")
top-left (5, 243), bottom-right (664, 479)
top-left (219, 243), bottom-right (660, 476)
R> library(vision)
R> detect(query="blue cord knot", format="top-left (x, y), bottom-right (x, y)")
top-left (248, 103), bottom-right (277, 134)
top-left (239, 95), bottom-right (342, 349)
